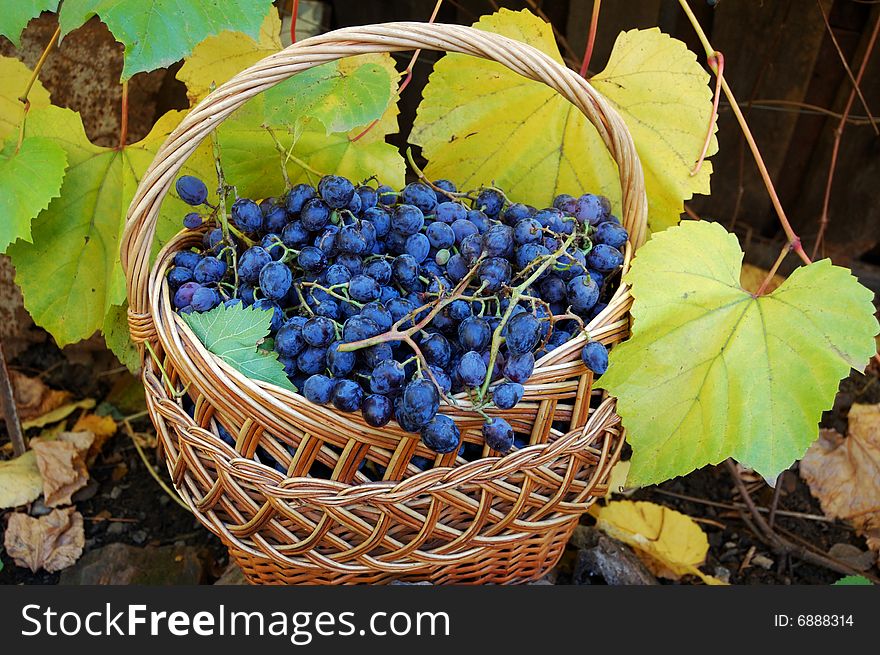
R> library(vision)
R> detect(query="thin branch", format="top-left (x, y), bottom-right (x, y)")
top-left (691, 51), bottom-right (723, 176)
top-left (16, 25), bottom-right (60, 152)
top-left (117, 80), bottom-right (129, 150)
top-left (290, 0), bottom-right (300, 44)
top-left (0, 343), bottom-right (26, 458)
top-left (816, 0), bottom-right (878, 135)
top-left (677, 0), bottom-right (811, 266)
top-left (754, 241), bottom-right (789, 296)
top-left (811, 9), bottom-right (880, 259)
top-left (124, 420), bottom-right (191, 512)
top-left (579, 0), bottom-right (602, 77)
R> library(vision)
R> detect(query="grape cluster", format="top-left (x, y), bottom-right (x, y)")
top-left (169, 173), bottom-right (626, 457)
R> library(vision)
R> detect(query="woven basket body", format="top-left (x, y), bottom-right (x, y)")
top-left (121, 22), bottom-right (648, 585)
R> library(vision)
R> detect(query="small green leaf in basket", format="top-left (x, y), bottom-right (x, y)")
top-left (181, 303), bottom-right (296, 392)
top-left (0, 135), bottom-right (67, 252)
top-left (599, 221), bottom-right (879, 486)
top-left (409, 9), bottom-right (717, 232)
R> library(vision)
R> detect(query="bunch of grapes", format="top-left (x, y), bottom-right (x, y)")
top-left (169, 172), bottom-right (627, 458)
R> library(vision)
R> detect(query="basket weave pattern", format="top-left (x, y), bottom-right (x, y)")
top-left (121, 23), bottom-right (648, 584)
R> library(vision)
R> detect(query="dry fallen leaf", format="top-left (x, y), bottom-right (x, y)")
top-left (21, 398), bottom-right (95, 430)
top-left (801, 404), bottom-right (880, 552)
top-left (1, 371), bottom-right (71, 422)
top-left (30, 431), bottom-right (94, 507)
top-left (74, 413), bottom-right (118, 461)
top-left (4, 507), bottom-right (84, 573)
top-left (591, 500), bottom-right (726, 585)
top-left (0, 451), bottom-right (43, 509)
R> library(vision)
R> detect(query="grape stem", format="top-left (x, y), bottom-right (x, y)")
top-left (16, 25), bottom-right (61, 153)
top-left (477, 231), bottom-right (579, 401)
top-left (404, 147), bottom-right (475, 201)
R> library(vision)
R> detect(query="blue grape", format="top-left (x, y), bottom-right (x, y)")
top-left (285, 183), bottom-right (317, 214)
top-left (502, 203), bottom-right (534, 226)
top-left (392, 254), bottom-right (420, 289)
top-left (458, 316), bottom-right (491, 352)
top-left (361, 301), bottom-right (392, 331)
top-left (432, 179), bottom-right (457, 201)
top-left (300, 198), bottom-right (331, 231)
top-left (594, 222), bottom-right (628, 249)
top-left (391, 204), bottom-right (424, 236)
top-left (581, 341), bottom-right (609, 375)
top-left (231, 198), bottom-right (263, 233)
top-left (370, 360), bottom-right (406, 395)
top-left (356, 185), bottom-right (378, 210)
top-left (401, 182), bottom-right (438, 213)
top-left (261, 234), bottom-right (286, 260)
top-left (237, 246), bottom-right (273, 284)
top-left (493, 382), bottom-right (524, 410)
top-left (349, 274), bottom-right (380, 303)
top-left (426, 221), bottom-right (455, 250)
top-left (377, 185), bottom-right (398, 206)
top-left (167, 267), bottom-right (193, 288)
top-left (587, 244), bottom-right (624, 273)
top-left (401, 378), bottom-right (440, 427)
top-left (567, 274), bottom-right (599, 312)
top-left (363, 207), bottom-right (391, 237)
top-left (183, 212), bottom-right (203, 229)
top-left (513, 218), bottom-right (542, 244)
top-left (297, 246), bottom-right (327, 273)
top-left (325, 263), bottom-right (352, 286)
top-left (364, 259), bottom-right (392, 285)
top-left (252, 299), bottom-right (283, 332)
top-left (336, 253), bottom-right (363, 276)
top-left (264, 205), bottom-right (288, 233)
top-left (478, 257), bottom-right (511, 292)
top-left (445, 254), bottom-right (469, 282)
top-left (296, 346), bottom-right (327, 375)
top-left (259, 261), bottom-right (293, 300)
top-left (451, 219), bottom-right (478, 244)
top-left (435, 201), bottom-right (466, 224)
top-left (482, 418), bottom-right (514, 452)
top-left (405, 233), bottom-right (431, 264)
top-left (281, 220), bottom-right (310, 247)
top-left (303, 374), bottom-right (334, 404)
top-left (318, 175), bottom-right (355, 209)
top-left (421, 333), bottom-right (451, 367)
top-left (503, 352), bottom-right (534, 384)
top-left (173, 250), bottom-right (202, 270)
top-left (331, 379), bottom-right (363, 412)
top-left (362, 394), bottom-right (393, 427)
top-left (364, 342), bottom-right (393, 368)
top-left (482, 224), bottom-right (514, 258)
top-left (338, 225), bottom-right (367, 254)
top-left (202, 227), bottom-right (225, 252)
top-left (458, 351), bottom-right (487, 387)
top-left (275, 321), bottom-right (306, 357)
top-left (176, 175), bottom-right (208, 206)
top-left (190, 286), bottom-right (220, 311)
top-left (302, 316), bottom-right (336, 347)
top-left (193, 256), bottom-right (227, 284)
top-left (467, 209), bottom-right (491, 234)
top-left (421, 415), bottom-right (460, 454)
top-left (505, 312), bottom-right (542, 355)
top-left (476, 188), bottom-right (505, 217)
top-left (342, 315), bottom-right (380, 342)
top-left (327, 341), bottom-right (356, 376)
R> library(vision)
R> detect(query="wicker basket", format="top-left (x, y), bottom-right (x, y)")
top-left (120, 22), bottom-right (648, 585)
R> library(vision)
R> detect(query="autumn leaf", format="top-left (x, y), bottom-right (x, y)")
top-left (0, 452), bottom-right (43, 509)
top-left (31, 431), bottom-right (94, 507)
top-left (74, 413), bottom-right (118, 462)
top-left (6, 106), bottom-right (215, 356)
top-left (0, 57), bottom-right (52, 142)
top-left (20, 398), bottom-right (95, 431)
top-left (59, 0), bottom-right (275, 79)
top-left (3, 370), bottom-right (71, 422)
top-left (4, 507), bottom-right (84, 573)
top-left (801, 404), bottom-right (880, 553)
top-left (600, 221), bottom-right (879, 485)
top-left (410, 9), bottom-right (716, 231)
top-left (591, 500), bottom-right (725, 584)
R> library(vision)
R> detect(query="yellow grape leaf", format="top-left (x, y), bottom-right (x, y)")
top-left (0, 451), bottom-right (43, 509)
top-left (591, 500), bottom-right (726, 584)
top-left (177, 7), bottom-right (282, 103)
top-left (0, 56), bottom-right (52, 141)
top-left (410, 9), bottom-right (716, 231)
top-left (7, 106), bottom-right (215, 349)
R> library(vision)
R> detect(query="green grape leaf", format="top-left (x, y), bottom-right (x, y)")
top-left (833, 576), bottom-right (872, 586)
top-left (410, 9), bottom-right (717, 231)
top-left (59, 0), bottom-right (275, 79)
top-left (0, 136), bottom-right (67, 252)
top-left (177, 17), bottom-right (403, 198)
top-left (181, 303), bottom-right (295, 392)
top-left (0, 1), bottom-right (60, 47)
top-left (103, 303), bottom-right (141, 372)
top-left (0, 56), bottom-right (52, 141)
top-left (7, 106), bottom-right (216, 348)
top-left (600, 221), bottom-right (879, 486)
top-left (264, 58), bottom-right (394, 134)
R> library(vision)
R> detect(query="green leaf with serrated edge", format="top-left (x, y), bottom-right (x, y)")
top-left (0, 56), bottom-right (51, 141)
top-left (410, 10), bottom-right (716, 231)
top-left (0, 1), bottom-right (60, 47)
top-left (59, 0), bottom-right (274, 79)
top-left (7, 106), bottom-right (215, 347)
top-left (218, 55), bottom-right (404, 200)
top-left (103, 303), bottom-right (140, 373)
top-left (599, 221), bottom-right (879, 486)
top-left (181, 304), bottom-right (295, 392)
top-left (0, 136), bottom-right (67, 252)
top-left (264, 59), bottom-right (394, 134)
top-left (833, 576), bottom-right (872, 586)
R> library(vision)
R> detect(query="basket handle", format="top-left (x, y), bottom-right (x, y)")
top-left (121, 21), bottom-right (648, 341)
